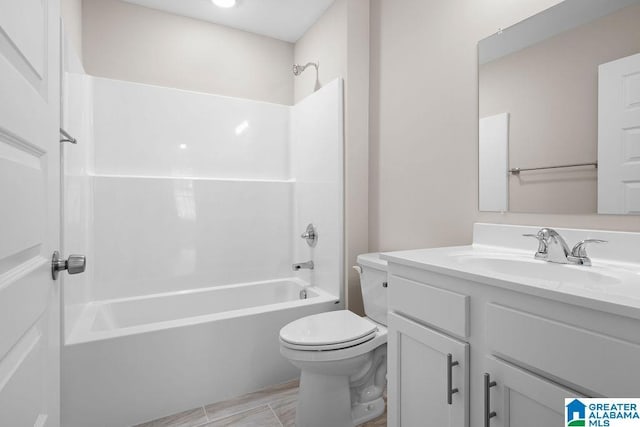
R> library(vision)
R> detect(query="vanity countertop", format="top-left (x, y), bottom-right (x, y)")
top-left (381, 223), bottom-right (640, 320)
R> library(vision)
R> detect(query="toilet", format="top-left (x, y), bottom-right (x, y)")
top-left (279, 253), bottom-right (388, 427)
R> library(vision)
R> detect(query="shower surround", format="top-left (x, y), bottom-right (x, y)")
top-left (61, 74), bottom-right (343, 426)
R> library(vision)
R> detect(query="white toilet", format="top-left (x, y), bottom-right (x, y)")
top-left (279, 253), bottom-right (388, 427)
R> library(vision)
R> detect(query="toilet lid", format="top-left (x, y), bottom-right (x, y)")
top-left (280, 330), bottom-right (377, 351)
top-left (279, 310), bottom-right (378, 347)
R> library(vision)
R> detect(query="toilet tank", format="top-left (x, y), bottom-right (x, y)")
top-left (356, 253), bottom-right (388, 326)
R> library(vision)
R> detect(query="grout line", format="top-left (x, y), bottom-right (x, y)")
top-left (201, 405), bottom-right (277, 427)
top-left (173, 407), bottom-right (208, 427)
top-left (203, 383), bottom-right (299, 422)
top-left (184, 380), bottom-right (301, 426)
top-left (205, 403), bottom-right (266, 423)
top-left (268, 404), bottom-right (284, 427)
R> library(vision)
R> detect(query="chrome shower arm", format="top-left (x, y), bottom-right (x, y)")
top-left (293, 61), bottom-right (319, 76)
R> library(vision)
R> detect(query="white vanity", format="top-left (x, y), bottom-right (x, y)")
top-left (382, 223), bottom-right (640, 427)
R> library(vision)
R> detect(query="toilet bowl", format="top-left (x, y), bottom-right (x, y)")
top-left (279, 253), bottom-right (388, 427)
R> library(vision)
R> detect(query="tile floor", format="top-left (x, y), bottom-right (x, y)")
top-left (134, 379), bottom-right (386, 427)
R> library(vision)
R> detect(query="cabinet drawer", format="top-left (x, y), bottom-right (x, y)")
top-left (487, 303), bottom-right (640, 396)
top-left (389, 275), bottom-right (469, 338)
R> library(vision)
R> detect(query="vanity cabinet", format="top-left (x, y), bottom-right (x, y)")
top-left (386, 261), bottom-right (640, 427)
top-left (483, 357), bottom-right (583, 427)
top-left (387, 312), bottom-right (469, 427)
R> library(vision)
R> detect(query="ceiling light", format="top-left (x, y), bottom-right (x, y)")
top-left (212, 0), bottom-right (236, 8)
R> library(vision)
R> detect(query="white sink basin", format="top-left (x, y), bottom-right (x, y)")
top-left (380, 224), bottom-right (640, 318)
top-left (452, 254), bottom-right (622, 286)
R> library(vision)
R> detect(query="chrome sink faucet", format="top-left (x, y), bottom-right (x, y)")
top-left (292, 260), bottom-right (314, 271)
top-left (524, 228), bottom-right (570, 264)
top-left (524, 228), bottom-right (606, 266)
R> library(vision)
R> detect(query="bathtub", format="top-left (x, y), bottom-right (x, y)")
top-left (62, 278), bottom-right (338, 427)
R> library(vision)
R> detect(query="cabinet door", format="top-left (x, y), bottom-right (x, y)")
top-left (388, 312), bottom-right (469, 427)
top-left (484, 357), bottom-right (585, 427)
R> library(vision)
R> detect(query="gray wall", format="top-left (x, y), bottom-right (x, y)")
top-left (480, 4), bottom-right (640, 214)
top-left (294, 0), bottom-right (371, 314)
top-left (369, 0), bottom-right (640, 255)
top-left (82, 0), bottom-right (294, 104)
top-left (74, 0), bottom-right (640, 311)
top-left (61, 0), bottom-right (83, 62)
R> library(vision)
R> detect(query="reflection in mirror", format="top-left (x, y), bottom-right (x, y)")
top-left (478, 0), bottom-right (640, 215)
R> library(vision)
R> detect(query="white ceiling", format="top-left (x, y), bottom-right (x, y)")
top-left (120, 0), bottom-right (336, 43)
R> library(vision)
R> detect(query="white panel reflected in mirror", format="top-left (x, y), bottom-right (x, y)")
top-left (598, 53), bottom-right (640, 215)
top-left (478, 0), bottom-right (640, 215)
top-left (479, 113), bottom-right (509, 212)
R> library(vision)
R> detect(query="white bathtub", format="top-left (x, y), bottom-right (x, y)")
top-left (62, 279), bottom-right (338, 427)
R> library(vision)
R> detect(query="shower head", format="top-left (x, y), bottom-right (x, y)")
top-left (293, 62), bottom-right (319, 76)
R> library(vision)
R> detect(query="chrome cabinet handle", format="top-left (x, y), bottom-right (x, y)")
top-left (447, 353), bottom-right (459, 405)
top-left (51, 251), bottom-right (86, 280)
top-left (484, 373), bottom-right (497, 427)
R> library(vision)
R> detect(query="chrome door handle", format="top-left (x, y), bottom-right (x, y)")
top-left (51, 251), bottom-right (86, 280)
top-left (484, 373), bottom-right (497, 427)
top-left (447, 353), bottom-right (459, 405)
top-left (60, 128), bottom-right (77, 144)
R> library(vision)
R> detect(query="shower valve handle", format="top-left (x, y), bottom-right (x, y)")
top-left (301, 223), bottom-right (317, 247)
top-left (301, 230), bottom-right (315, 239)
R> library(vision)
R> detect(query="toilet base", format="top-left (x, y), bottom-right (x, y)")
top-left (351, 396), bottom-right (385, 425)
top-left (295, 371), bottom-right (353, 427)
top-left (294, 372), bottom-right (386, 427)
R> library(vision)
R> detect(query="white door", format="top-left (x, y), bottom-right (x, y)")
top-left (0, 0), bottom-right (61, 426)
top-left (598, 52), bottom-right (640, 214)
top-left (387, 312), bottom-right (469, 427)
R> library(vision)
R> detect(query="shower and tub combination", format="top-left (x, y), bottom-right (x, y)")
top-left (61, 67), bottom-right (344, 426)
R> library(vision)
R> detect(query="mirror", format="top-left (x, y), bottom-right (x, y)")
top-left (478, 0), bottom-right (640, 215)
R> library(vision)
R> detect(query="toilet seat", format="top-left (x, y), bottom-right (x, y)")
top-left (281, 330), bottom-right (377, 351)
top-left (280, 324), bottom-right (387, 363)
top-left (280, 310), bottom-right (378, 351)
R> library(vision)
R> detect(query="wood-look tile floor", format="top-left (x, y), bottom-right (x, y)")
top-left (134, 379), bottom-right (386, 427)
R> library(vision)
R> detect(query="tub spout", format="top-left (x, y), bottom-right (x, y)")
top-left (292, 261), bottom-right (314, 271)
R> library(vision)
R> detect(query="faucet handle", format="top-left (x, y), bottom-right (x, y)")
top-left (523, 229), bottom-right (552, 241)
top-left (523, 233), bottom-right (548, 253)
top-left (571, 239), bottom-right (607, 258)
